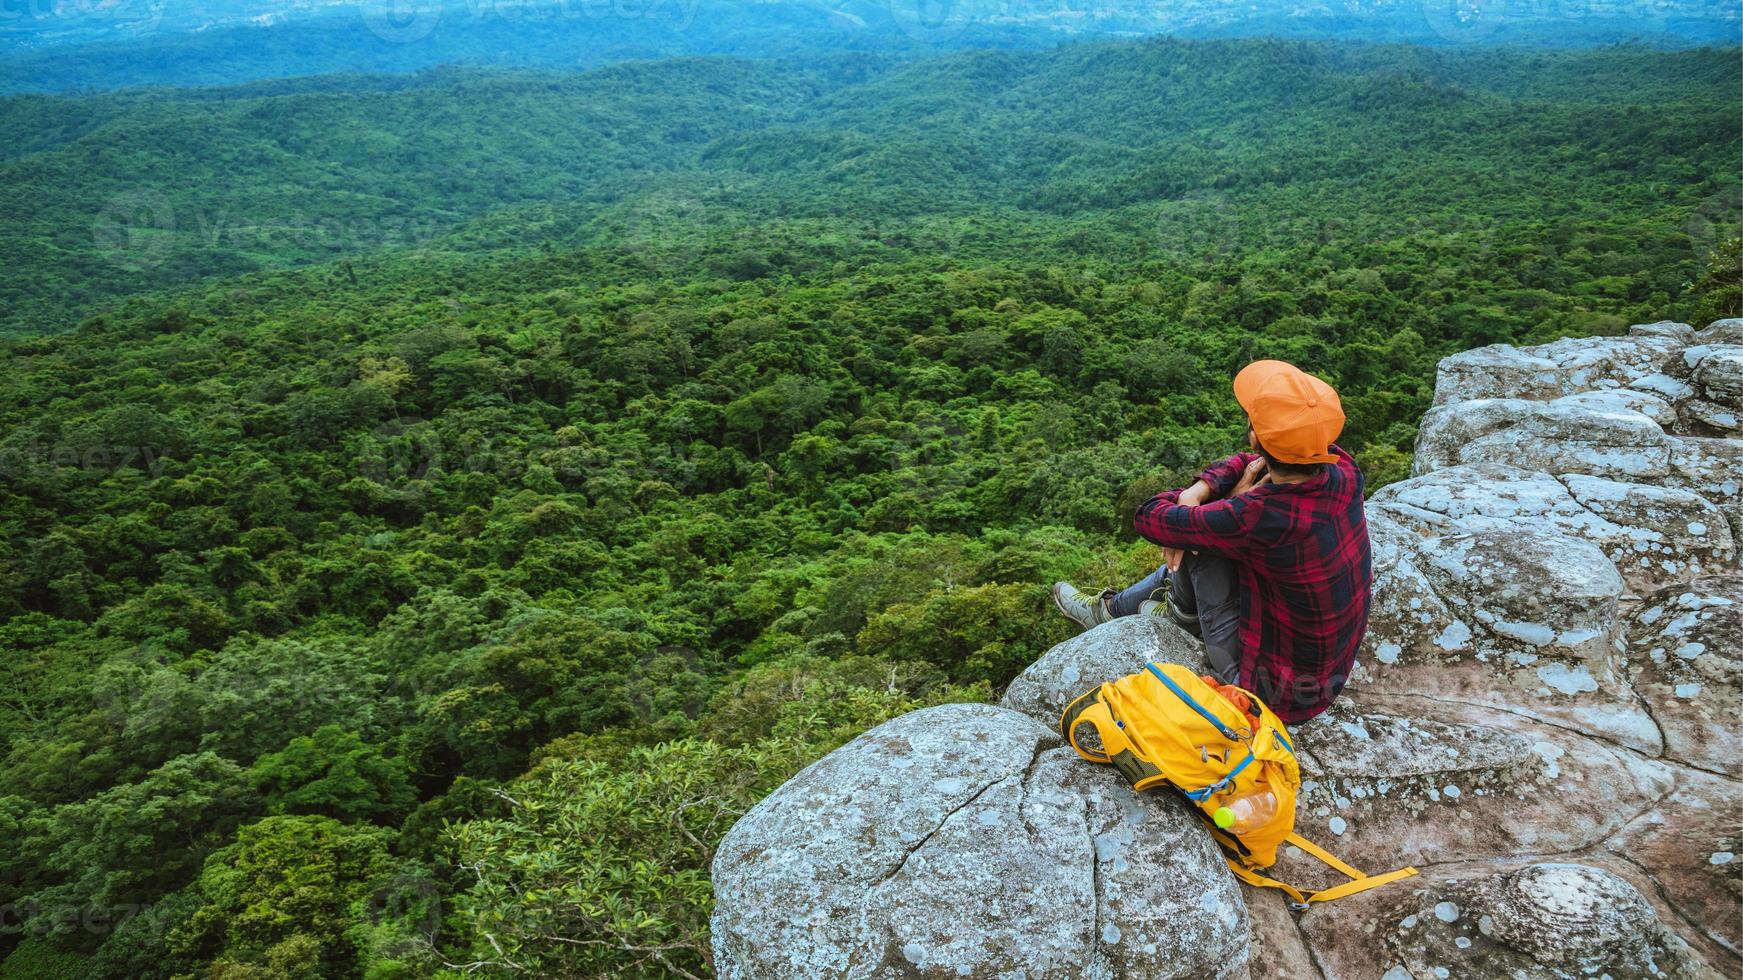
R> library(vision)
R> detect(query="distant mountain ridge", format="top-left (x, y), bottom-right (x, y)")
top-left (0, 37), bottom-right (1735, 336)
top-left (1, 0), bottom-right (1737, 94)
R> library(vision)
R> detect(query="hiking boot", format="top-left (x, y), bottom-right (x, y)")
top-left (1142, 596), bottom-right (1203, 637)
top-left (1052, 581), bottom-right (1116, 630)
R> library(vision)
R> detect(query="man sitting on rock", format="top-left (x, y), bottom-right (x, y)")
top-left (1052, 359), bottom-right (1372, 723)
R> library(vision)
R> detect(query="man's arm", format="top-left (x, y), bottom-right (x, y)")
top-left (1154, 455), bottom-right (1266, 568)
top-left (1134, 488), bottom-right (1262, 561)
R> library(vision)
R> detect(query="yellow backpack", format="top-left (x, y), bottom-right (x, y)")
top-left (1060, 661), bottom-right (1417, 908)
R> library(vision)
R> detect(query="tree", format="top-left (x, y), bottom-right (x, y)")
top-left (24, 753), bottom-right (260, 934)
top-left (1692, 236), bottom-right (1742, 323)
top-left (249, 726), bottom-right (415, 825)
top-left (172, 815), bottom-right (397, 979)
top-left (445, 740), bottom-right (800, 979)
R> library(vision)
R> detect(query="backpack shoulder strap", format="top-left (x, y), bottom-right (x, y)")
top-left (1059, 688), bottom-right (1115, 763)
top-left (1058, 687), bottom-right (1171, 791)
top-left (1218, 830), bottom-right (1418, 909)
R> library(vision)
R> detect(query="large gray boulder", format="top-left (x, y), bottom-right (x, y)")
top-left (1414, 528), bottom-right (1621, 670)
top-left (1556, 385), bottom-right (1678, 425)
top-left (1594, 765), bottom-right (1743, 963)
top-left (1431, 331), bottom-right (1684, 407)
top-left (1360, 509), bottom-right (1469, 668)
top-left (1371, 463), bottom-right (1735, 593)
top-left (1696, 317), bottom-right (1743, 345)
top-left (1281, 699), bottom-right (1674, 875)
top-left (1678, 344), bottom-right (1743, 435)
top-left (1558, 472), bottom-right (1735, 589)
top-left (1000, 614), bottom-right (1204, 725)
top-left (1669, 435), bottom-right (1743, 542)
top-left (1412, 397), bottom-right (1673, 481)
top-left (1357, 519), bottom-right (1662, 752)
top-left (1361, 524), bottom-right (1625, 673)
top-left (711, 703), bottom-right (1250, 980)
top-left (1431, 346), bottom-right (1564, 405)
top-left (1338, 319), bottom-right (1742, 977)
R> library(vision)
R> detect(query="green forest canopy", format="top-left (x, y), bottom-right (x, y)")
top-left (2, 40), bottom-right (1737, 337)
top-left (0, 35), bottom-right (1738, 979)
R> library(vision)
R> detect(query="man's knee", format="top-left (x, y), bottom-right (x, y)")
top-left (1178, 553), bottom-right (1241, 655)
top-left (1183, 553), bottom-right (1238, 609)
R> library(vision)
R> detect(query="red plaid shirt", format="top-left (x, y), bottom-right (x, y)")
top-left (1133, 446), bottom-right (1372, 723)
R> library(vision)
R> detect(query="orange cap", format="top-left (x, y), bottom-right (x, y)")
top-left (1232, 360), bottom-right (1344, 465)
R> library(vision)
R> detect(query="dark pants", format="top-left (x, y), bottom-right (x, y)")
top-left (1107, 552), bottom-right (1243, 685)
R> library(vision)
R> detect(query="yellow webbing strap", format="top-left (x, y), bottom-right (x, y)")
top-left (1283, 832), bottom-right (1367, 880)
top-left (1224, 860), bottom-right (1312, 905)
top-left (1217, 830), bottom-right (1418, 908)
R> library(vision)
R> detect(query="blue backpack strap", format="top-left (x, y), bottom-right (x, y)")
top-left (1145, 662), bottom-right (1241, 741)
top-left (1185, 750), bottom-right (1255, 801)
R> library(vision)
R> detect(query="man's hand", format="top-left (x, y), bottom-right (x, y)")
top-left (1230, 457), bottom-right (1270, 497)
top-left (1163, 545), bottom-right (1187, 572)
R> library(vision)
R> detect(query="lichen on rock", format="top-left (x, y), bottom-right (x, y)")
top-left (1374, 864), bottom-right (1705, 980)
top-left (1625, 574), bottom-right (1743, 778)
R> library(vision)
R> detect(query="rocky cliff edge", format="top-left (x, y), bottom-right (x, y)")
top-left (711, 319), bottom-right (1743, 980)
